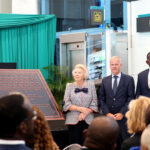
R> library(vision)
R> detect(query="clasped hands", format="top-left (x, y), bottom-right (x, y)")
top-left (78, 107), bottom-right (92, 121)
top-left (107, 113), bottom-right (123, 120)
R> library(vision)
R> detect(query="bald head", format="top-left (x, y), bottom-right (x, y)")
top-left (84, 116), bottom-right (119, 150)
top-left (141, 125), bottom-right (150, 150)
top-left (110, 56), bottom-right (122, 75)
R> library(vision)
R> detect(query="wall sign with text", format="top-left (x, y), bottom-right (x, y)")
top-left (137, 16), bottom-right (150, 32)
top-left (0, 69), bottom-right (64, 120)
top-left (89, 7), bottom-right (104, 25)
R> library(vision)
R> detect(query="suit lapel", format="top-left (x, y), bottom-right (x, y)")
top-left (108, 75), bottom-right (114, 95)
top-left (144, 69), bottom-right (149, 89)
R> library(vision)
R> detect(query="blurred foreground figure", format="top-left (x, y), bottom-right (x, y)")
top-left (121, 96), bottom-right (150, 150)
top-left (0, 93), bottom-right (34, 150)
top-left (26, 106), bottom-right (59, 150)
top-left (141, 125), bottom-right (150, 150)
top-left (63, 116), bottom-right (120, 150)
top-left (83, 116), bottom-right (120, 150)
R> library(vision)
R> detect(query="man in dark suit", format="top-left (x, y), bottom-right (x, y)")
top-left (136, 52), bottom-right (150, 98)
top-left (99, 56), bottom-right (135, 141)
top-left (0, 93), bottom-right (36, 150)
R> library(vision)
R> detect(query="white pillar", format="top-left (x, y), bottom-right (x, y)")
top-left (12, 0), bottom-right (39, 14)
top-left (0, 0), bottom-right (39, 14)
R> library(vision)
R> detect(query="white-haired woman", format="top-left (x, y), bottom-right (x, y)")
top-left (63, 64), bottom-right (98, 145)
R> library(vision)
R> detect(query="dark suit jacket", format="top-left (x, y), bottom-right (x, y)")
top-left (136, 69), bottom-right (150, 98)
top-left (121, 133), bottom-right (141, 150)
top-left (99, 73), bottom-right (135, 115)
top-left (0, 144), bottom-right (32, 150)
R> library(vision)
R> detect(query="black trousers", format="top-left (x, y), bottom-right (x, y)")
top-left (68, 121), bottom-right (89, 145)
top-left (115, 118), bottom-right (130, 150)
top-left (117, 118), bottom-right (130, 140)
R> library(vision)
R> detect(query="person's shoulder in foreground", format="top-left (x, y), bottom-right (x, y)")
top-left (0, 92), bottom-right (34, 150)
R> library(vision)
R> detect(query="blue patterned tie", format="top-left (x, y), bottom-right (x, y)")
top-left (113, 76), bottom-right (118, 95)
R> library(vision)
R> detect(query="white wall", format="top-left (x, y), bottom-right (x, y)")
top-left (128, 0), bottom-right (150, 84)
top-left (12, 0), bottom-right (39, 14)
top-left (0, 0), bottom-right (39, 14)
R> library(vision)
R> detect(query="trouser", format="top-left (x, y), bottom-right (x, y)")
top-left (115, 118), bottom-right (130, 150)
top-left (68, 121), bottom-right (89, 145)
top-left (118, 118), bottom-right (130, 140)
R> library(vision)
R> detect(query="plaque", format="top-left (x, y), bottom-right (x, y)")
top-left (0, 69), bottom-right (64, 120)
top-left (89, 8), bottom-right (104, 25)
top-left (137, 16), bottom-right (150, 32)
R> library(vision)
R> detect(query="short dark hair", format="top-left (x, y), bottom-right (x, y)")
top-left (0, 94), bottom-right (28, 138)
top-left (84, 116), bottom-right (120, 150)
top-left (147, 52), bottom-right (150, 59)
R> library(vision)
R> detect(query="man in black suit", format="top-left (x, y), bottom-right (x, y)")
top-left (0, 93), bottom-right (36, 150)
top-left (99, 56), bottom-right (135, 141)
top-left (136, 52), bottom-right (150, 98)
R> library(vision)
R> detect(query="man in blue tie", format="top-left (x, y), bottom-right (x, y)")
top-left (99, 56), bottom-right (135, 144)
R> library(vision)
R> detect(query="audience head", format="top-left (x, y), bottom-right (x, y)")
top-left (25, 106), bottom-right (59, 150)
top-left (83, 116), bottom-right (120, 150)
top-left (72, 64), bottom-right (89, 81)
top-left (145, 106), bottom-right (150, 126)
top-left (0, 92), bottom-right (34, 139)
top-left (126, 96), bottom-right (150, 134)
top-left (110, 56), bottom-right (122, 75)
top-left (141, 125), bottom-right (150, 150)
top-left (146, 52), bottom-right (150, 67)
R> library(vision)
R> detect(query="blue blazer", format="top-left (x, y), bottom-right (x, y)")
top-left (0, 144), bottom-right (32, 150)
top-left (136, 69), bottom-right (150, 98)
top-left (99, 73), bottom-right (135, 115)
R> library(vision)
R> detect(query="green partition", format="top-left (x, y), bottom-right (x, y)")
top-left (0, 13), bottom-right (56, 79)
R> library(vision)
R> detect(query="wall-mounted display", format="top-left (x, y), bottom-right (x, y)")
top-left (87, 50), bottom-right (105, 80)
top-left (86, 31), bottom-right (106, 81)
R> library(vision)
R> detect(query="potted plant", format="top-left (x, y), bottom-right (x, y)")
top-left (42, 64), bottom-right (73, 109)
